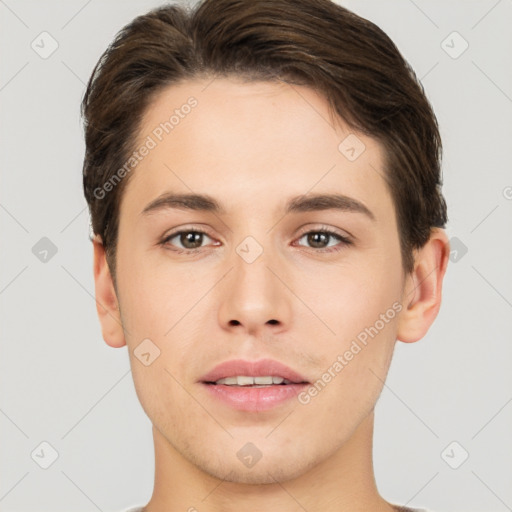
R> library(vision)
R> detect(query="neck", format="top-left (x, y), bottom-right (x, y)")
top-left (143, 410), bottom-right (396, 512)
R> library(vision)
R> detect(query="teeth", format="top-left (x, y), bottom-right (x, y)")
top-left (217, 377), bottom-right (238, 385)
top-left (238, 376), bottom-right (255, 386)
top-left (214, 376), bottom-right (290, 386)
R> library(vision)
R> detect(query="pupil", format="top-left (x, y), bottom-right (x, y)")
top-left (182, 232), bottom-right (202, 249)
top-left (308, 232), bottom-right (328, 248)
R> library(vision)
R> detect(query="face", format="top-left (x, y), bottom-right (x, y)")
top-left (113, 77), bottom-right (407, 484)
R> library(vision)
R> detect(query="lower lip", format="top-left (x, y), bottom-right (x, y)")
top-left (201, 382), bottom-right (309, 412)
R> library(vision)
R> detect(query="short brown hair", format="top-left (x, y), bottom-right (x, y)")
top-left (82, 0), bottom-right (448, 284)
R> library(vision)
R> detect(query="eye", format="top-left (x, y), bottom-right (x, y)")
top-left (295, 227), bottom-right (352, 252)
top-left (160, 229), bottom-right (216, 253)
top-left (159, 226), bottom-right (352, 254)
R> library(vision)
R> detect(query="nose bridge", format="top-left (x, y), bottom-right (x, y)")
top-left (217, 231), bottom-right (291, 334)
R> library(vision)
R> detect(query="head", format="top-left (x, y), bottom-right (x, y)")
top-left (83, 0), bottom-right (449, 485)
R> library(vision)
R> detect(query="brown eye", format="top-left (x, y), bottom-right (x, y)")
top-left (162, 230), bottom-right (213, 251)
top-left (296, 229), bottom-right (351, 251)
top-left (179, 232), bottom-right (205, 249)
top-left (306, 232), bottom-right (331, 248)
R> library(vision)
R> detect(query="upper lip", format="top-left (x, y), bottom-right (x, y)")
top-left (199, 358), bottom-right (309, 384)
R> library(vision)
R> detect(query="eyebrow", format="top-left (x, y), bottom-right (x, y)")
top-left (140, 192), bottom-right (376, 221)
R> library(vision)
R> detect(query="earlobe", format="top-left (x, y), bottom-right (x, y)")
top-left (92, 235), bottom-right (126, 348)
top-left (396, 228), bottom-right (450, 343)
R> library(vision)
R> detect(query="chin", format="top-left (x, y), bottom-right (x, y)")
top-left (196, 449), bottom-right (316, 485)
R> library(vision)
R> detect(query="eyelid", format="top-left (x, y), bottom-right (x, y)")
top-left (162, 224), bottom-right (213, 239)
top-left (295, 224), bottom-right (353, 241)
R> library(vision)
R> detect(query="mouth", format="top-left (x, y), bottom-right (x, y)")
top-left (199, 359), bottom-right (310, 412)
top-left (199, 358), bottom-right (309, 386)
top-left (203, 375), bottom-right (307, 387)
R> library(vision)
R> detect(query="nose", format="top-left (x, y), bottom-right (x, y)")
top-left (217, 243), bottom-right (292, 337)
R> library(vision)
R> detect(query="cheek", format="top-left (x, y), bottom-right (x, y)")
top-left (299, 253), bottom-right (402, 339)
top-left (119, 255), bottom-right (208, 395)
top-left (129, 355), bottom-right (191, 436)
top-left (295, 253), bottom-right (402, 403)
top-left (117, 252), bottom-right (196, 339)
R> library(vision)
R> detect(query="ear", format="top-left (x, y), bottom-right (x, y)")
top-left (92, 235), bottom-right (126, 348)
top-left (396, 228), bottom-right (450, 343)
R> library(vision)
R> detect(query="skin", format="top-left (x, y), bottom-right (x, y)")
top-left (92, 77), bottom-right (449, 512)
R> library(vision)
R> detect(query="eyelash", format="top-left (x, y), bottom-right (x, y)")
top-left (159, 226), bottom-right (353, 254)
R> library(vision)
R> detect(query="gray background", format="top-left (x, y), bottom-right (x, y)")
top-left (1, 0), bottom-right (511, 511)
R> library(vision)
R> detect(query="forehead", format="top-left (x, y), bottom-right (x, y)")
top-left (121, 77), bottom-right (392, 221)
top-left (138, 77), bottom-right (370, 157)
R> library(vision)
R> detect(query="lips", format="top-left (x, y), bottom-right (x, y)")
top-left (199, 358), bottom-right (309, 385)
